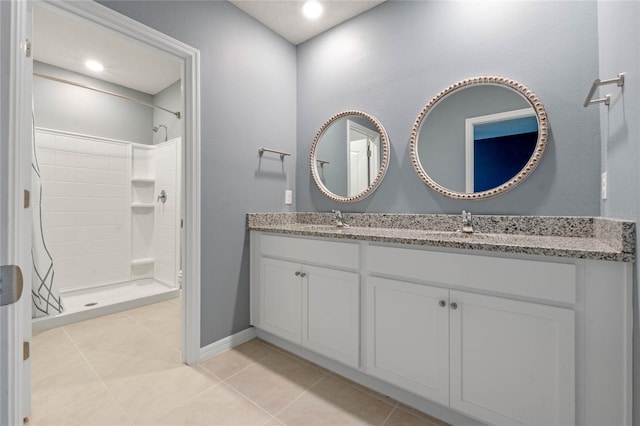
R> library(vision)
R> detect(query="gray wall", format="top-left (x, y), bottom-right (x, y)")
top-left (596, 1), bottom-right (640, 423)
top-left (99, 0), bottom-right (297, 347)
top-left (296, 0), bottom-right (601, 215)
top-left (33, 61), bottom-right (154, 144)
top-left (153, 79), bottom-right (181, 144)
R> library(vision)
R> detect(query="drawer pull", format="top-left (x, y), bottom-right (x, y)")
top-left (439, 300), bottom-right (446, 307)
top-left (300, 272), bottom-right (307, 277)
top-left (450, 302), bottom-right (458, 310)
top-left (294, 271), bottom-right (301, 276)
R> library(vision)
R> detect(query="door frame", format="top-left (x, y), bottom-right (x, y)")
top-left (4, 1), bottom-right (202, 422)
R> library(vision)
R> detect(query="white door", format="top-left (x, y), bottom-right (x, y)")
top-left (1, 1), bottom-right (32, 424)
top-left (302, 265), bottom-right (359, 368)
top-left (349, 138), bottom-right (369, 196)
top-left (366, 276), bottom-right (450, 405)
top-left (449, 290), bottom-right (575, 426)
top-left (367, 138), bottom-right (379, 185)
top-left (259, 257), bottom-right (302, 344)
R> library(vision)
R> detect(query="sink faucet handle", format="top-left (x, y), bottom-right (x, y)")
top-left (461, 210), bottom-right (474, 233)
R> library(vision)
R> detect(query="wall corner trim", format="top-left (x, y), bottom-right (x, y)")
top-left (199, 327), bottom-right (257, 361)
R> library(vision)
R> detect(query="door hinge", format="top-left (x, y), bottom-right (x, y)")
top-left (23, 341), bottom-right (30, 361)
top-left (367, 149), bottom-right (372, 158)
top-left (24, 189), bottom-right (30, 208)
top-left (181, 219), bottom-right (184, 228)
top-left (24, 39), bottom-right (31, 58)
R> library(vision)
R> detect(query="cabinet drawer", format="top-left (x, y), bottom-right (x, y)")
top-left (260, 233), bottom-right (359, 269)
top-left (367, 245), bottom-right (576, 304)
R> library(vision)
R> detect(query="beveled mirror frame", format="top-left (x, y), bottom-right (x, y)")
top-left (410, 76), bottom-right (548, 199)
top-left (310, 110), bottom-right (390, 203)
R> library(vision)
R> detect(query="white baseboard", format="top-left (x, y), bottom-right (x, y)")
top-left (199, 327), bottom-right (257, 361)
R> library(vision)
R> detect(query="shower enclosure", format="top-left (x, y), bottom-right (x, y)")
top-left (32, 128), bottom-right (181, 331)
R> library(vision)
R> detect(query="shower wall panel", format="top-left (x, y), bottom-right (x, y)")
top-left (35, 130), bottom-right (131, 292)
top-left (154, 138), bottom-right (180, 287)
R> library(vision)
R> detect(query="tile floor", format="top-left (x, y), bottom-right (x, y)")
top-left (30, 298), bottom-right (448, 426)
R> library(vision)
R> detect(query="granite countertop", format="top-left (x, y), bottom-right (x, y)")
top-left (247, 212), bottom-right (636, 262)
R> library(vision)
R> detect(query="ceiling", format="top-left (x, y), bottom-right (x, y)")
top-left (32, 1), bottom-right (384, 95)
top-left (33, 7), bottom-right (182, 95)
top-left (230, 0), bottom-right (385, 45)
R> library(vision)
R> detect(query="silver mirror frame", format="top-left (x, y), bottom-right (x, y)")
top-left (410, 76), bottom-right (548, 199)
top-left (310, 110), bottom-right (391, 203)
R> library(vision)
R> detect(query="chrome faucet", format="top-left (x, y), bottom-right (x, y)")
top-left (332, 210), bottom-right (349, 228)
top-left (460, 210), bottom-right (474, 234)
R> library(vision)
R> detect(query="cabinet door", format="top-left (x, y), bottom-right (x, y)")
top-left (450, 291), bottom-right (574, 426)
top-left (259, 257), bottom-right (302, 343)
top-left (302, 265), bottom-right (360, 368)
top-left (366, 276), bottom-right (450, 405)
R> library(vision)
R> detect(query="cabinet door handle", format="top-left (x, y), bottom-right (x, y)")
top-left (450, 302), bottom-right (458, 310)
top-left (438, 300), bottom-right (446, 307)
top-left (294, 271), bottom-right (301, 276)
top-left (300, 272), bottom-right (307, 277)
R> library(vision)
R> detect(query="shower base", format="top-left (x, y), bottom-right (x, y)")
top-left (32, 279), bottom-right (179, 332)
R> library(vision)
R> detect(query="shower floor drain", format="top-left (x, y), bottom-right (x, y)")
top-left (84, 302), bottom-right (98, 307)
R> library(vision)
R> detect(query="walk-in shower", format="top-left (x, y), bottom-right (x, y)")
top-left (31, 128), bottom-right (182, 331)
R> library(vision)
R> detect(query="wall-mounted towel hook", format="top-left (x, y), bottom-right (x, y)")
top-left (258, 147), bottom-right (291, 160)
top-left (583, 73), bottom-right (625, 107)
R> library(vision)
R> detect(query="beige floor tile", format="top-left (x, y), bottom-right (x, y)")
top-left (146, 383), bottom-right (273, 426)
top-left (126, 299), bottom-right (180, 324)
top-left (199, 338), bottom-right (276, 379)
top-left (32, 327), bottom-right (67, 347)
top-left (276, 375), bottom-right (395, 426)
top-left (105, 363), bottom-right (219, 424)
top-left (28, 390), bottom-right (133, 426)
top-left (63, 311), bottom-right (138, 343)
top-left (31, 329), bottom-right (85, 381)
top-left (226, 351), bottom-right (326, 414)
top-left (393, 404), bottom-right (450, 426)
top-left (31, 363), bottom-right (107, 421)
top-left (84, 331), bottom-right (182, 380)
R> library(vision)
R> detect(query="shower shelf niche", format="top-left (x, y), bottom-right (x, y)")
top-left (131, 177), bottom-right (155, 183)
top-left (131, 258), bottom-right (155, 266)
top-left (131, 145), bottom-right (156, 280)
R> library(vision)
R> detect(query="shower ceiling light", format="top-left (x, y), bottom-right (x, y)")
top-left (302, 1), bottom-right (323, 19)
top-left (85, 59), bottom-right (104, 72)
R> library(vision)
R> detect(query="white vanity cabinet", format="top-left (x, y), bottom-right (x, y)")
top-left (251, 233), bottom-right (360, 368)
top-left (366, 245), bottom-right (575, 426)
top-left (250, 230), bottom-right (632, 426)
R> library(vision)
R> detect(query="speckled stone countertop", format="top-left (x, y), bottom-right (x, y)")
top-left (247, 212), bottom-right (635, 262)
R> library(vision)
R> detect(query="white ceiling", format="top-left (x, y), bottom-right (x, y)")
top-left (230, 0), bottom-right (386, 45)
top-left (33, 7), bottom-right (181, 95)
top-left (32, 1), bottom-right (385, 94)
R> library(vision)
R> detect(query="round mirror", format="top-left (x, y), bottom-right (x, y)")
top-left (410, 76), bottom-right (548, 199)
top-left (310, 110), bottom-right (390, 203)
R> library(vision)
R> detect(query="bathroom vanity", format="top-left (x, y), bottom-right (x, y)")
top-left (248, 213), bottom-right (634, 426)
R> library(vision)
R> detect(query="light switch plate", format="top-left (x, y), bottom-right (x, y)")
top-left (285, 190), bottom-right (293, 205)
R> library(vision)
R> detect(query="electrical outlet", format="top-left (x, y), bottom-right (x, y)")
top-left (601, 171), bottom-right (607, 200)
top-left (285, 190), bottom-right (293, 205)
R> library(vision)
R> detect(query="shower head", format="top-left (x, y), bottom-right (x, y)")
top-left (152, 124), bottom-right (168, 141)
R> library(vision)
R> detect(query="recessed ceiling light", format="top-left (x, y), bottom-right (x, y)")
top-left (302, 1), bottom-right (323, 19)
top-left (85, 60), bottom-right (104, 72)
